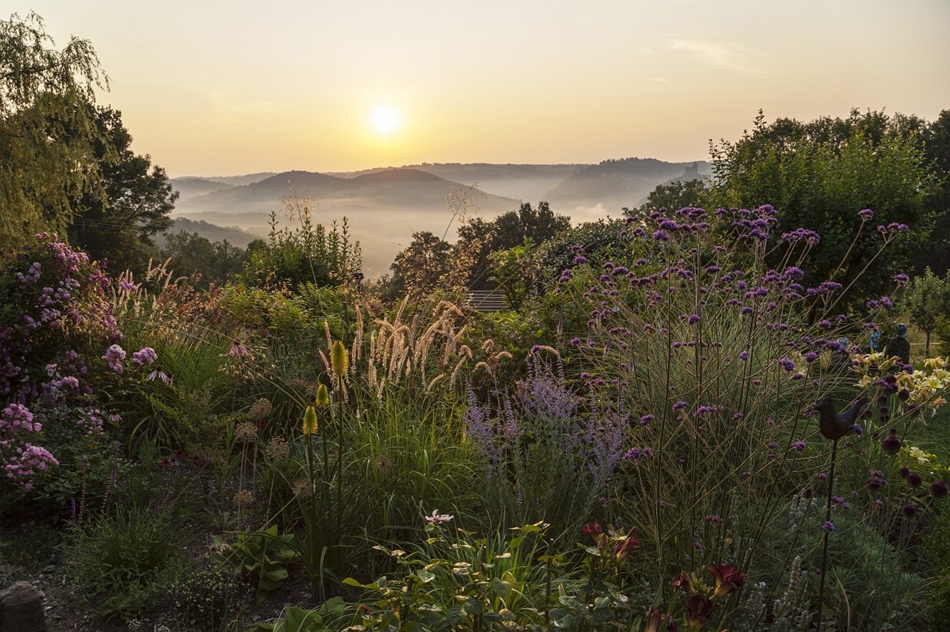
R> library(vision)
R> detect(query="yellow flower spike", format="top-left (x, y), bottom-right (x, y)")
top-left (315, 383), bottom-right (329, 407)
top-left (331, 340), bottom-right (348, 379)
top-left (303, 406), bottom-right (318, 436)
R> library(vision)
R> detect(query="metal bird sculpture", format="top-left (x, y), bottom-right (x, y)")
top-left (814, 397), bottom-right (869, 440)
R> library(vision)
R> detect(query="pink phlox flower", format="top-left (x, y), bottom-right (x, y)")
top-left (102, 344), bottom-right (126, 373)
top-left (132, 347), bottom-right (157, 366)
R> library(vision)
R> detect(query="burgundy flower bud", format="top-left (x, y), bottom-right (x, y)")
top-left (881, 429), bottom-right (901, 456)
top-left (931, 480), bottom-right (948, 499)
top-left (902, 503), bottom-right (917, 518)
top-left (907, 472), bottom-right (923, 488)
top-left (899, 466), bottom-right (910, 479)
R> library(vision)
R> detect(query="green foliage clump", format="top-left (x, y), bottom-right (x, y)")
top-left (171, 566), bottom-right (246, 630)
top-left (213, 525), bottom-right (298, 604)
top-left (160, 230), bottom-right (247, 288)
top-left (904, 268), bottom-right (950, 356)
top-left (239, 193), bottom-right (361, 291)
top-left (64, 505), bottom-right (186, 620)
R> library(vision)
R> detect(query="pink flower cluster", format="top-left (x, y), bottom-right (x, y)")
top-left (102, 345), bottom-right (158, 373)
top-left (1, 403), bottom-right (59, 489)
top-left (102, 344), bottom-right (127, 373)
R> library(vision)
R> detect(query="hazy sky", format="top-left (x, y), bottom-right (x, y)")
top-left (11, 1), bottom-right (950, 177)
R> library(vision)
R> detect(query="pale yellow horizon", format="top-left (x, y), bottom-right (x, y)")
top-left (11, 0), bottom-right (950, 178)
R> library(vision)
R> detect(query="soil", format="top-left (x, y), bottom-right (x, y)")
top-left (4, 560), bottom-right (324, 632)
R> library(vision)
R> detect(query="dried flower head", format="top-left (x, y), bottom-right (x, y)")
top-left (232, 489), bottom-right (254, 507)
top-left (248, 398), bottom-right (272, 422)
top-left (266, 437), bottom-right (290, 460)
top-left (292, 477), bottom-right (312, 498)
top-left (234, 422), bottom-right (257, 442)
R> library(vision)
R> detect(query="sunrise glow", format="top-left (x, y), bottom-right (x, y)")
top-left (369, 106), bottom-right (401, 135)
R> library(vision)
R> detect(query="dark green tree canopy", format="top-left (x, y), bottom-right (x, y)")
top-left (389, 231), bottom-right (454, 297)
top-left (707, 110), bottom-right (938, 311)
top-left (159, 231), bottom-right (247, 289)
top-left (455, 202), bottom-right (571, 290)
top-left (67, 106), bottom-right (178, 273)
top-left (626, 179), bottom-right (708, 217)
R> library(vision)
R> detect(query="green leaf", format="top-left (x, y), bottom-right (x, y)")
top-left (592, 607), bottom-right (614, 622)
top-left (491, 578), bottom-right (512, 598)
top-left (464, 600), bottom-right (484, 615)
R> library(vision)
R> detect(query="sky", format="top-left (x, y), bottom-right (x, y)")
top-left (10, 0), bottom-right (950, 177)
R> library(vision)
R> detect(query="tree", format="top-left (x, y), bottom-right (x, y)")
top-left (455, 202), bottom-right (571, 290)
top-left (626, 179), bottom-right (708, 216)
top-left (916, 110), bottom-right (950, 277)
top-left (488, 238), bottom-right (537, 309)
top-left (68, 106), bottom-right (177, 273)
top-left (904, 268), bottom-right (950, 356)
top-left (160, 231), bottom-right (247, 288)
top-left (707, 110), bottom-right (938, 311)
top-left (389, 231), bottom-right (454, 297)
top-left (0, 12), bottom-right (107, 247)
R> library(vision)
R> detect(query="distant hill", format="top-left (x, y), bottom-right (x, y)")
top-left (179, 168), bottom-right (520, 215)
top-left (204, 172), bottom-right (277, 187)
top-left (171, 177), bottom-right (234, 202)
top-left (170, 173), bottom-right (277, 202)
top-left (328, 163), bottom-right (581, 202)
top-left (544, 158), bottom-right (711, 212)
top-left (170, 158), bottom-right (710, 274)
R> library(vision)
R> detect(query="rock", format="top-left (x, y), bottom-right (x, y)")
top-left (0, 581), bottom-right (47, 632)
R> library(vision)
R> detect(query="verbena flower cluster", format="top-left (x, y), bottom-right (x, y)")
top-left (547, 204), bottom-right (929, 576)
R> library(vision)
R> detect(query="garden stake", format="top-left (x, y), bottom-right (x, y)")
top-left (817, 436), bottom-right (838, 632)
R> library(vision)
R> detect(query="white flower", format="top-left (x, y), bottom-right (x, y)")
top-left (425, 509), bottom-right (454, 525)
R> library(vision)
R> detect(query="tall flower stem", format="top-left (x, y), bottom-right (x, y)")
top-left (817, 437), bottom-right (839, 631)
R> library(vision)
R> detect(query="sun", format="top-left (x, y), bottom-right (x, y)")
top-left (369, 105), bottom-right (401, 135)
